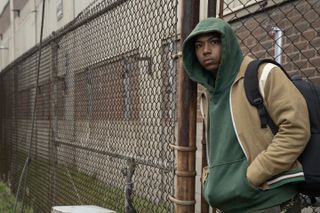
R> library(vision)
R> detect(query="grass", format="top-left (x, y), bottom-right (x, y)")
top-left (0, 181), bottom-right (33, 213)
top-left (13, 151), bottom-right (172, 213)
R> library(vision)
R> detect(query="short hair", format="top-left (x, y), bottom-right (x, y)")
top-left (194, 31), bottom-right (221, 42)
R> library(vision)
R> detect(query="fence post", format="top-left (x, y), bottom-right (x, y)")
top-left (121, 157), bottom-right (137, 213)
top-left (13, 64), bottom-right (18, 191)
top-left (49, 37), bottom-right (59, 206)
top-left (172, 0), bottom-right (199, 212)
top-left (0, 75), bottom-right (8, 181)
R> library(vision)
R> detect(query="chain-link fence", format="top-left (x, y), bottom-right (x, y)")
top-left (223, 0), bottom-right (320, 83)
top-left (0, 0), bottom-right (178, 212)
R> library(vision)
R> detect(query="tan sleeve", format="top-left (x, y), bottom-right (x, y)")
top-left (247, 66), bottom-right (310, 187)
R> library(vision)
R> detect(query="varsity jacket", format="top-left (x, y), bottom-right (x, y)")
top-left (200, 55), bottom-right (310, 189)
top-left (231, 56), bottom-right (310, 188)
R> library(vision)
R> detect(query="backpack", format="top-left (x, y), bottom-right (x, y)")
top-left (244, 59), bottom-right (320, 197)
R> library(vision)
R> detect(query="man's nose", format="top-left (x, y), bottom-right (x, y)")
top-left (203, 42), bottom-right (211, 54)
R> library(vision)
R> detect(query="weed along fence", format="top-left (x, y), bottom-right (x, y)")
top-left (1, 0), bottom-right (320, 213)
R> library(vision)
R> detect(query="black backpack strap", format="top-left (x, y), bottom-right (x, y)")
top-left (244, 59), bottom-right (285, 135)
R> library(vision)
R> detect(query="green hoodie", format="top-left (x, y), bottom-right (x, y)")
top-left (183, 18), bottom-right (296, 212)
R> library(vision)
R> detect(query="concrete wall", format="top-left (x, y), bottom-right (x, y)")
top-left (0, 0), bottom-right (96, 70)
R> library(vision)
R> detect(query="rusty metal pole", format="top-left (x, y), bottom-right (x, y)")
top-left (171, 0), bottom-right (199, 212)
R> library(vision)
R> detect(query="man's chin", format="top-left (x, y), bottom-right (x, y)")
top-left (205, 66), bottom-right (218, 73)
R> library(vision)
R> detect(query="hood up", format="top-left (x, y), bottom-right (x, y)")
top-left (183, 18), bottom-right (243, 93)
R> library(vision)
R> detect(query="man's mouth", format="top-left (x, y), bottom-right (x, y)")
top-left (203, 59), bottom-right (215, 65)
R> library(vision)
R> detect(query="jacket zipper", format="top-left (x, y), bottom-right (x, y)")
top-left (229, 84), bottom-right (249, 160)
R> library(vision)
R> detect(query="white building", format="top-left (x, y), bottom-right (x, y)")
top-left (0, 0), bottom-right (98, 70)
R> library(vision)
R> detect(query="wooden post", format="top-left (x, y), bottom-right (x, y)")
top-left (170, 0), bottom-right (199, 212)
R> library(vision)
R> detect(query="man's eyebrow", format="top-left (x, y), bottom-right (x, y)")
top-left (195, 35), bottom-right (220, 42)
top-left (209, 35), bottom-right (220, 40)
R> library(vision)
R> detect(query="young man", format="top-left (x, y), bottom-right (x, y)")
top-left (183, 18), bottom-right (310, 212)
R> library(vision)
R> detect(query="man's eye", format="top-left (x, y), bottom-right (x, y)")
top-left (195, 43), bottom-right (202, 49)
top-left (210, 39), bottom-right (220, 45)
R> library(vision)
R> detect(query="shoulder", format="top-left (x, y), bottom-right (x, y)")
top-left (237, 56), bottom-right (254, 78)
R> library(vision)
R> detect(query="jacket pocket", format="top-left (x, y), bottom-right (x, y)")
top-left (203, 158), bottom-right (261, 210)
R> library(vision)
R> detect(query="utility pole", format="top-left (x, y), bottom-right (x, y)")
top-left (170, 0), bottom-right (199, 213)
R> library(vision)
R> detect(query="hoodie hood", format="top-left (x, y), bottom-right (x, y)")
top-left (183, 18), bottom-right (243, 93)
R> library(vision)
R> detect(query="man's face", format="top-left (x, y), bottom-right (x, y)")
top-left (195, 33), bottom-right (222, 74)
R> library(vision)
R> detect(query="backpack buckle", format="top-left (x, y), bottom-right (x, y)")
top-left (253, 97), bottom-right (263, 106)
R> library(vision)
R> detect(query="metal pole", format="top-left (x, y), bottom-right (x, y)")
top-left (172, 0), bottom-right (199, 212)
top-left (272, 27), bottom-right (283, 64)
top-left (0, 76), bottom-right (6, 180)
top-left (49, 38), bottom-right (59, 207)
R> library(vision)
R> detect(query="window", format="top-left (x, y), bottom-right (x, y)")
top-left (223, 0), bottom-right (263, 14)
top-left (75, 51), bottom-right (140, 121)
top-left (222, 0), bottom-right (288, 19)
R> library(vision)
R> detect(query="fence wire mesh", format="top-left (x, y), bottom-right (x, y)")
top-left (0, 0), bottom-right (178, 212)
top-left (223, 0), bottom-right (320, 83)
